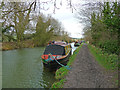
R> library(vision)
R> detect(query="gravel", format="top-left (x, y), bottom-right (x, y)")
top-left (63, 44), bottom-right (118, 88)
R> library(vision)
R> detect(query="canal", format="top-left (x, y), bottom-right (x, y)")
top-left (2, 47), bottom-right (56, 88)
top-left (0, 51), bottom-right (2, 89)
top-left (2, 43), bottom-right (77, 88)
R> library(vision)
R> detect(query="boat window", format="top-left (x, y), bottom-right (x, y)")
top-left (44, 44), bottom-right (65, 55)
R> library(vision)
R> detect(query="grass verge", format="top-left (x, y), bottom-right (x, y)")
top-left (88, 44), bottom-right (118, 70)
top-left (88, 44), bottom-right (118, 87)
top-left (51, 43), bottom-right (83, 88)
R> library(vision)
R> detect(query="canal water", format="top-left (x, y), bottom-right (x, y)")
top-left (0, 51), bottom-right (2, 89)
top-left (2, 43), bottom-right (77, 88)
top-left (2, 47), bottom-right (56, 88)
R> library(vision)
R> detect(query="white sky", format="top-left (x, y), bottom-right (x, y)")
top-left (41, 0), bottom-right (85, 38)
top-left (52, 8), bottom-right (84, 38)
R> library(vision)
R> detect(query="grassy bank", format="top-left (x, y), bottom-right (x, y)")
top-left (88, 44), bottom-right (118, 70)
top-left (51, 43), bottom-right (83, 88)
top-left (88, 44), bottom-right (118, 86)
top-left (2, 40), bottom-right (36, 51)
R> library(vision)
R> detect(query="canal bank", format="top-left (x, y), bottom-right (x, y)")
top-left (51, 43), bottom-right (83, 88)
top-left (2, 40), bottom-right (35, 51)
top-left (52, 43), bottom-right (118, 88)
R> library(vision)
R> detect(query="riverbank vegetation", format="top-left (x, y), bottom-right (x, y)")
top-left (76, 2), bottom-right (119, 87)
top-left (88, 44), bottom-right (118, 70)
top-left (51, 44), bottom-right (83, 88)
top-left (77, 2), bottom-right (119, 69)
top-left (1, 2), bottom-right (72, 51)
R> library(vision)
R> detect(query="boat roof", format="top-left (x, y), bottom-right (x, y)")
top-left (53, 41), bottom-right (70, 47)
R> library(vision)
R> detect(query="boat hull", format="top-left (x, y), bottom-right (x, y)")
top-left (74, 44), bottom-right (80, 47)
top-left (42, 51), bottom-right (71, 71)
top-left (74, 42), bottom-right (80, 47)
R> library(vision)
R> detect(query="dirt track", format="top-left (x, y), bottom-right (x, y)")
top-left (63, 44), bottom-right (117, 88)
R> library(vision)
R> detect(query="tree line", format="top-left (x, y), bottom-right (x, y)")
top-left (1, 2), bottom-right (71, 48)
top-left (77, 2), bottom-right (120, 55)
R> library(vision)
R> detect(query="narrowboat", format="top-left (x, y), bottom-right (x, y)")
top-left (74, 41), bottom-right (80, 47)
top-left (41, 41), bottom-right (72, 70)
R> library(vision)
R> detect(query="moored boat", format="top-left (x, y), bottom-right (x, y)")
top-left (41, 41), bottom-right (72, 70)
top-left (74, 41), bottom-right (80, 47)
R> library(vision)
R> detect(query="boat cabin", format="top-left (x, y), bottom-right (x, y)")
top-left (41, 41), bottom-right (72, 70)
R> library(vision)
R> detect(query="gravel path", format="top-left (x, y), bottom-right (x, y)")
top-left (63, 44), bottom-right (117, 88)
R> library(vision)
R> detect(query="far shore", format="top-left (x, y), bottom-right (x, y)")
top-left (0, 43), bottom-right (2, 50)
top-left (2, 40), bottom-right (39, 51)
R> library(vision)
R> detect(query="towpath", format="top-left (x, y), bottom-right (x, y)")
top-left (63, 44), bottom-right (117, 88)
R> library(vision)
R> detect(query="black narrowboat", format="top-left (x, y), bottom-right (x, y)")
top-left (74, 41), bottom-right (80, 47)
top-left (41, 41), bottom-right (72, 70)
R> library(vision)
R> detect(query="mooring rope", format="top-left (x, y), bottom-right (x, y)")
top-left (45, 53), bottom-right (71, 70)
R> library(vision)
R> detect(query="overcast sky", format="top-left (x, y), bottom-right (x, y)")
top-left (41, 0), bottom-right (85, 38)
top-left (51, 7), bottom-right (84, 38)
